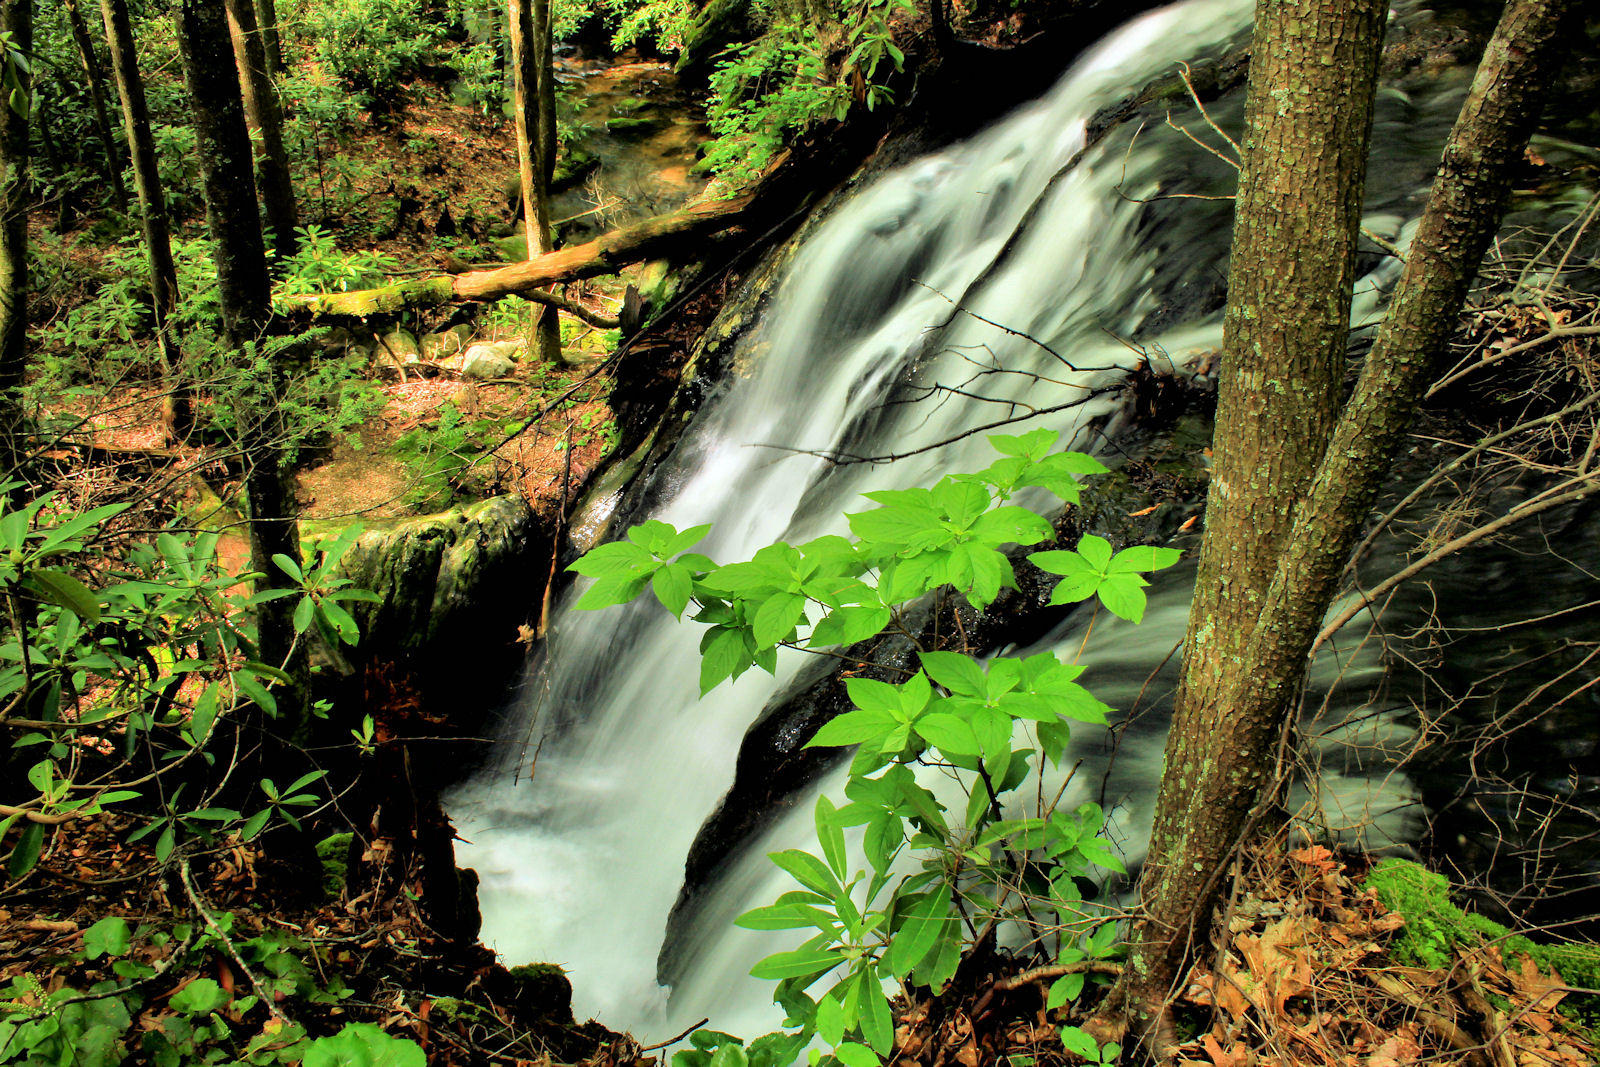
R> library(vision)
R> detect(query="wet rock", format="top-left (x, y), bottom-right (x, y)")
top-left (462, 340), bottom-right (520, 380)
top-left (328, 495), bottom-right (542, 665)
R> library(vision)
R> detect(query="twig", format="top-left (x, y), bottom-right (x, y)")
top-left (179, 856), bottom-right (287, 1020)
top-left (639, 1017), bottom-right (711, 1053)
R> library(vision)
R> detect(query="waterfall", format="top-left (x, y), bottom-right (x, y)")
top-left (448, 0), bottom-right (1465, 1042)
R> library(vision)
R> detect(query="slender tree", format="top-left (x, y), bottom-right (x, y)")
top-left (100, 0), bottom-right (187, 434)
top-left (508, 0), bottom-right (560, 361)
top-left (0, 0), bottom-right (31, 481)
top-left (253, 0), bottom-right (282, 73)
top-left (61, 0), bottom-right (126, 210)
top-left (224, 0), bottom-right (297, 264)
top-left (1104, 0), bottom-right (1577, 1053)
top-left (176, 0), bottom-right (305, 718)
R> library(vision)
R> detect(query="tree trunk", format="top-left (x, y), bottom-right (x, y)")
top-left (177, 0), bottom-right (306, 722)
top-left (1105, 0), bottom-right (1577, 1056)
top-left (282, 189), bottom-right (754, 317)
top-left (0, 0), bottom-right (31, 483)
top-left (1109, 0), bottom-right (1389, 1051)
top-left (100, 0), bottom-right (188, 435)
top-left (254, 0), bottom-right (283, 74)
top-left (62, 0), bottom-right (127, 211)
top-left (224, 0), bottom-right (298, 265)
top-left (508, 0), bottom-right (561, 361)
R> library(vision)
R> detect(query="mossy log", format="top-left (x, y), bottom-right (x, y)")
top-left (281, 194), bottom-right (755, 318)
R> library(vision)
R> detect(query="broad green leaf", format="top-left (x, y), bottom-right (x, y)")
top-left (1060, 1027), bottom-right (1101, 1063)
top-left (170, 977), bottom-right (228, 1015)
top-left (887, 890), bottom-right (952, 977)
top-left (700, 627), bottom-right (750, 694)
top-left (1107, 544), bottom-right (1182, 573)
top-left (808, 708), bottom-right (898, 748)
top-left (7, 821), bottom-right (43, 879)
top-left (912, 712), bottom-right (980, 758)
top-left (815, 992), bottom-right (845, 1047)
top-left (971, 506), bottom-right (1051, 547)
top-left (652, 562), bottom-right (694, 617)
top-left (859, 964), bottom-right (893, 1054)
top-left (808, 605), bottom-right (890, 648)
top-left (23, 568), bottom-right (101, 623)
top-left (833, 1043), bottom-right (879, 1067)
top-left (708, 1040), bottom-right (749, 1067)
top-left (569, 540), bottom-right (653, 577)
top-left (1095, 575), bottom-right (1147, 623)
top-left (768, 848), bottom-right (840, 896)
top-left (270, 553), bottom-right (305, 584)
top-left (748, 946), bottom-right (842, 981)
top-left (753, 592), bottom-right (806, 649)
top-left (1046, 972), bottom-right (1084, 1010)
top-left (293, 595), bottom-right (316, 634)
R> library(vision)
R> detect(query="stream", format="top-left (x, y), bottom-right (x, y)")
top-left (444, 0), bottom-right (1554, 1042)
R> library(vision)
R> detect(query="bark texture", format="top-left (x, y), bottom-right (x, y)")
top-left (0, 0), bottom-right (31, 479)
top-left (253, 0), bottom-right (283, 73)
top-left (101, 0), bottom-right (187, 432)
top-left (1111, 0), bottom-right (1576, 1055)
top-left (224, 0), bottom-right (298, 264)
top-left (63, 0), bottom-right (127, 209)
top-left (1113, 0), bottom-right (1389, 1048)
top-left (509, 0), bottom-right (560, 361)
top-left (177, 0), bottom-right (305, 716)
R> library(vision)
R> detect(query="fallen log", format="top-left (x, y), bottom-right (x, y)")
top-left (280, 192), bottom-right (755, 318)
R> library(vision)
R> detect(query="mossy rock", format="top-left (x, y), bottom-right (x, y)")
top-left (551, 148), bottom-right (599, 192)
top-left (1366, 859), bottom-right (1600, 989)
top-left (314, 495), bottom-right (540, 662)
top-left (604, 115), bottom-right (667, 137)
top-left (507, 963), bottom-right (573, 1024)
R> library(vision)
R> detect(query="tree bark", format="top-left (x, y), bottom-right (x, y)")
top-left (224, 0), bottom-right (298, 265)
top-left (62, 0), bottom-right (127, 210)
top-left (253, 0), bottom-right (283, 74)
top-left (281, 191), bottom-right (754, 317)
top-left (100, 0), bottom-right (188, 434)
top-left (177, 0), bottom-right (305, 721)
top-left (508, 0), bottom-right (560, 361)
top-left (1105, 0), bottom-right (1577, 1056)
top-left (1109, 0), bottom-right (1389, 1051)
top-left (0, 0), bottom-right (31, 483)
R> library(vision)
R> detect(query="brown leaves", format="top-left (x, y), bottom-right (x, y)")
top-left (1173, 837), bottom-right (1599, 1067)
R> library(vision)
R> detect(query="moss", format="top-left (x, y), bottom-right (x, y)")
top-left (315, 832), bottom-right (354, 900)
top-left (507, 963), bottom-right (573, 1023)
top-left (1366, 859), bottom-right (1600, 1013)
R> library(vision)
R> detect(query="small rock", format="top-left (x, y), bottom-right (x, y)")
top-left (461, 340), bottom-right (520, 380)
top-left (421, 329), bottom-right (467, 361)
top-left (378, 327), bottom-right (421, 362)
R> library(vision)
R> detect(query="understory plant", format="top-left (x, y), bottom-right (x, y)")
top-left (570, 429), bottom-right (1181, 1065)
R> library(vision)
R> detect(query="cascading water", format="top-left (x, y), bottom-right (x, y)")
top-left (448, 0), bottom-right (1469, 1041)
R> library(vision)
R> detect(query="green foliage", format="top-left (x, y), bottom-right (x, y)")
top-left (287, 0), bottom-right (441, 104)
top-left (278, 227), bottom-right (402, 296)
top-left (0, 491), bottom-right (380, 880)
top-left (572, 430), bottom-right (1182, 1063)
top-left (694, 0), bottom-right (912, 186)
top-left (391, 402), bottom-right (503, 509)
top-left (0, 915), bottom-right (420, 1067)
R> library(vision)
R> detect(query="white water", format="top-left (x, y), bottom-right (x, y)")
top-left (449, 0), bottom-right (1448, 1041)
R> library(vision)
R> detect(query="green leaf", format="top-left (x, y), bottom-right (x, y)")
top-left (887, 890), bottom-right (953, 977)
top-left (1059, 1027), bottom-right (1101, 1063)
top-left (971, 506), bottom-right (1051, 547)
top-left (700, 627), bottom-right (751, 694)
top-left (170, 978), bottom-right (228, 1015)
top-left (1095, 575), bottom-right (1147, 623)
top-left (1075, 535), bottom-right (1113, 569)
top-left (919, 652), bottom-right (985, 697)
top-left (302, 1023), bottom-right (425, 1067)
top-left (569, 540), bottom-right (653, 576)
top-left (816, 992), bottom-right (846, 1047)
top-left (293, 595), bottom-right (316, 634)
top-left (912, 712), bottom-right (980, 758)
top-left (748, 946), bottom-right (842, 981)
top-left (23, 568), bottom-right (101, 623)
top-left (815, 796), bottom-right (847, 880)
top-left (753, 592), bottom-right (806, 649)
top-left (270, 553), bottom-right (305, 584)
top-left (1046, 972), bottom-right (1084, 1010)
top-left (652, 563), bottom-right (694, 617)
top-left (832, 1041), bottom-right (879, 1067)
top-left (807, 708), bottom-right (897, 749)
top-left (808, 605), bottom-right (890, 648)
top-left (7, 821), bottom-right (43, 879)
top-left (735, 902), bottom-right (834, 931)
top-left (1107, 544), bottom-right (1182, 573)
top-left (768, 849), bottom-right (840, 896)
